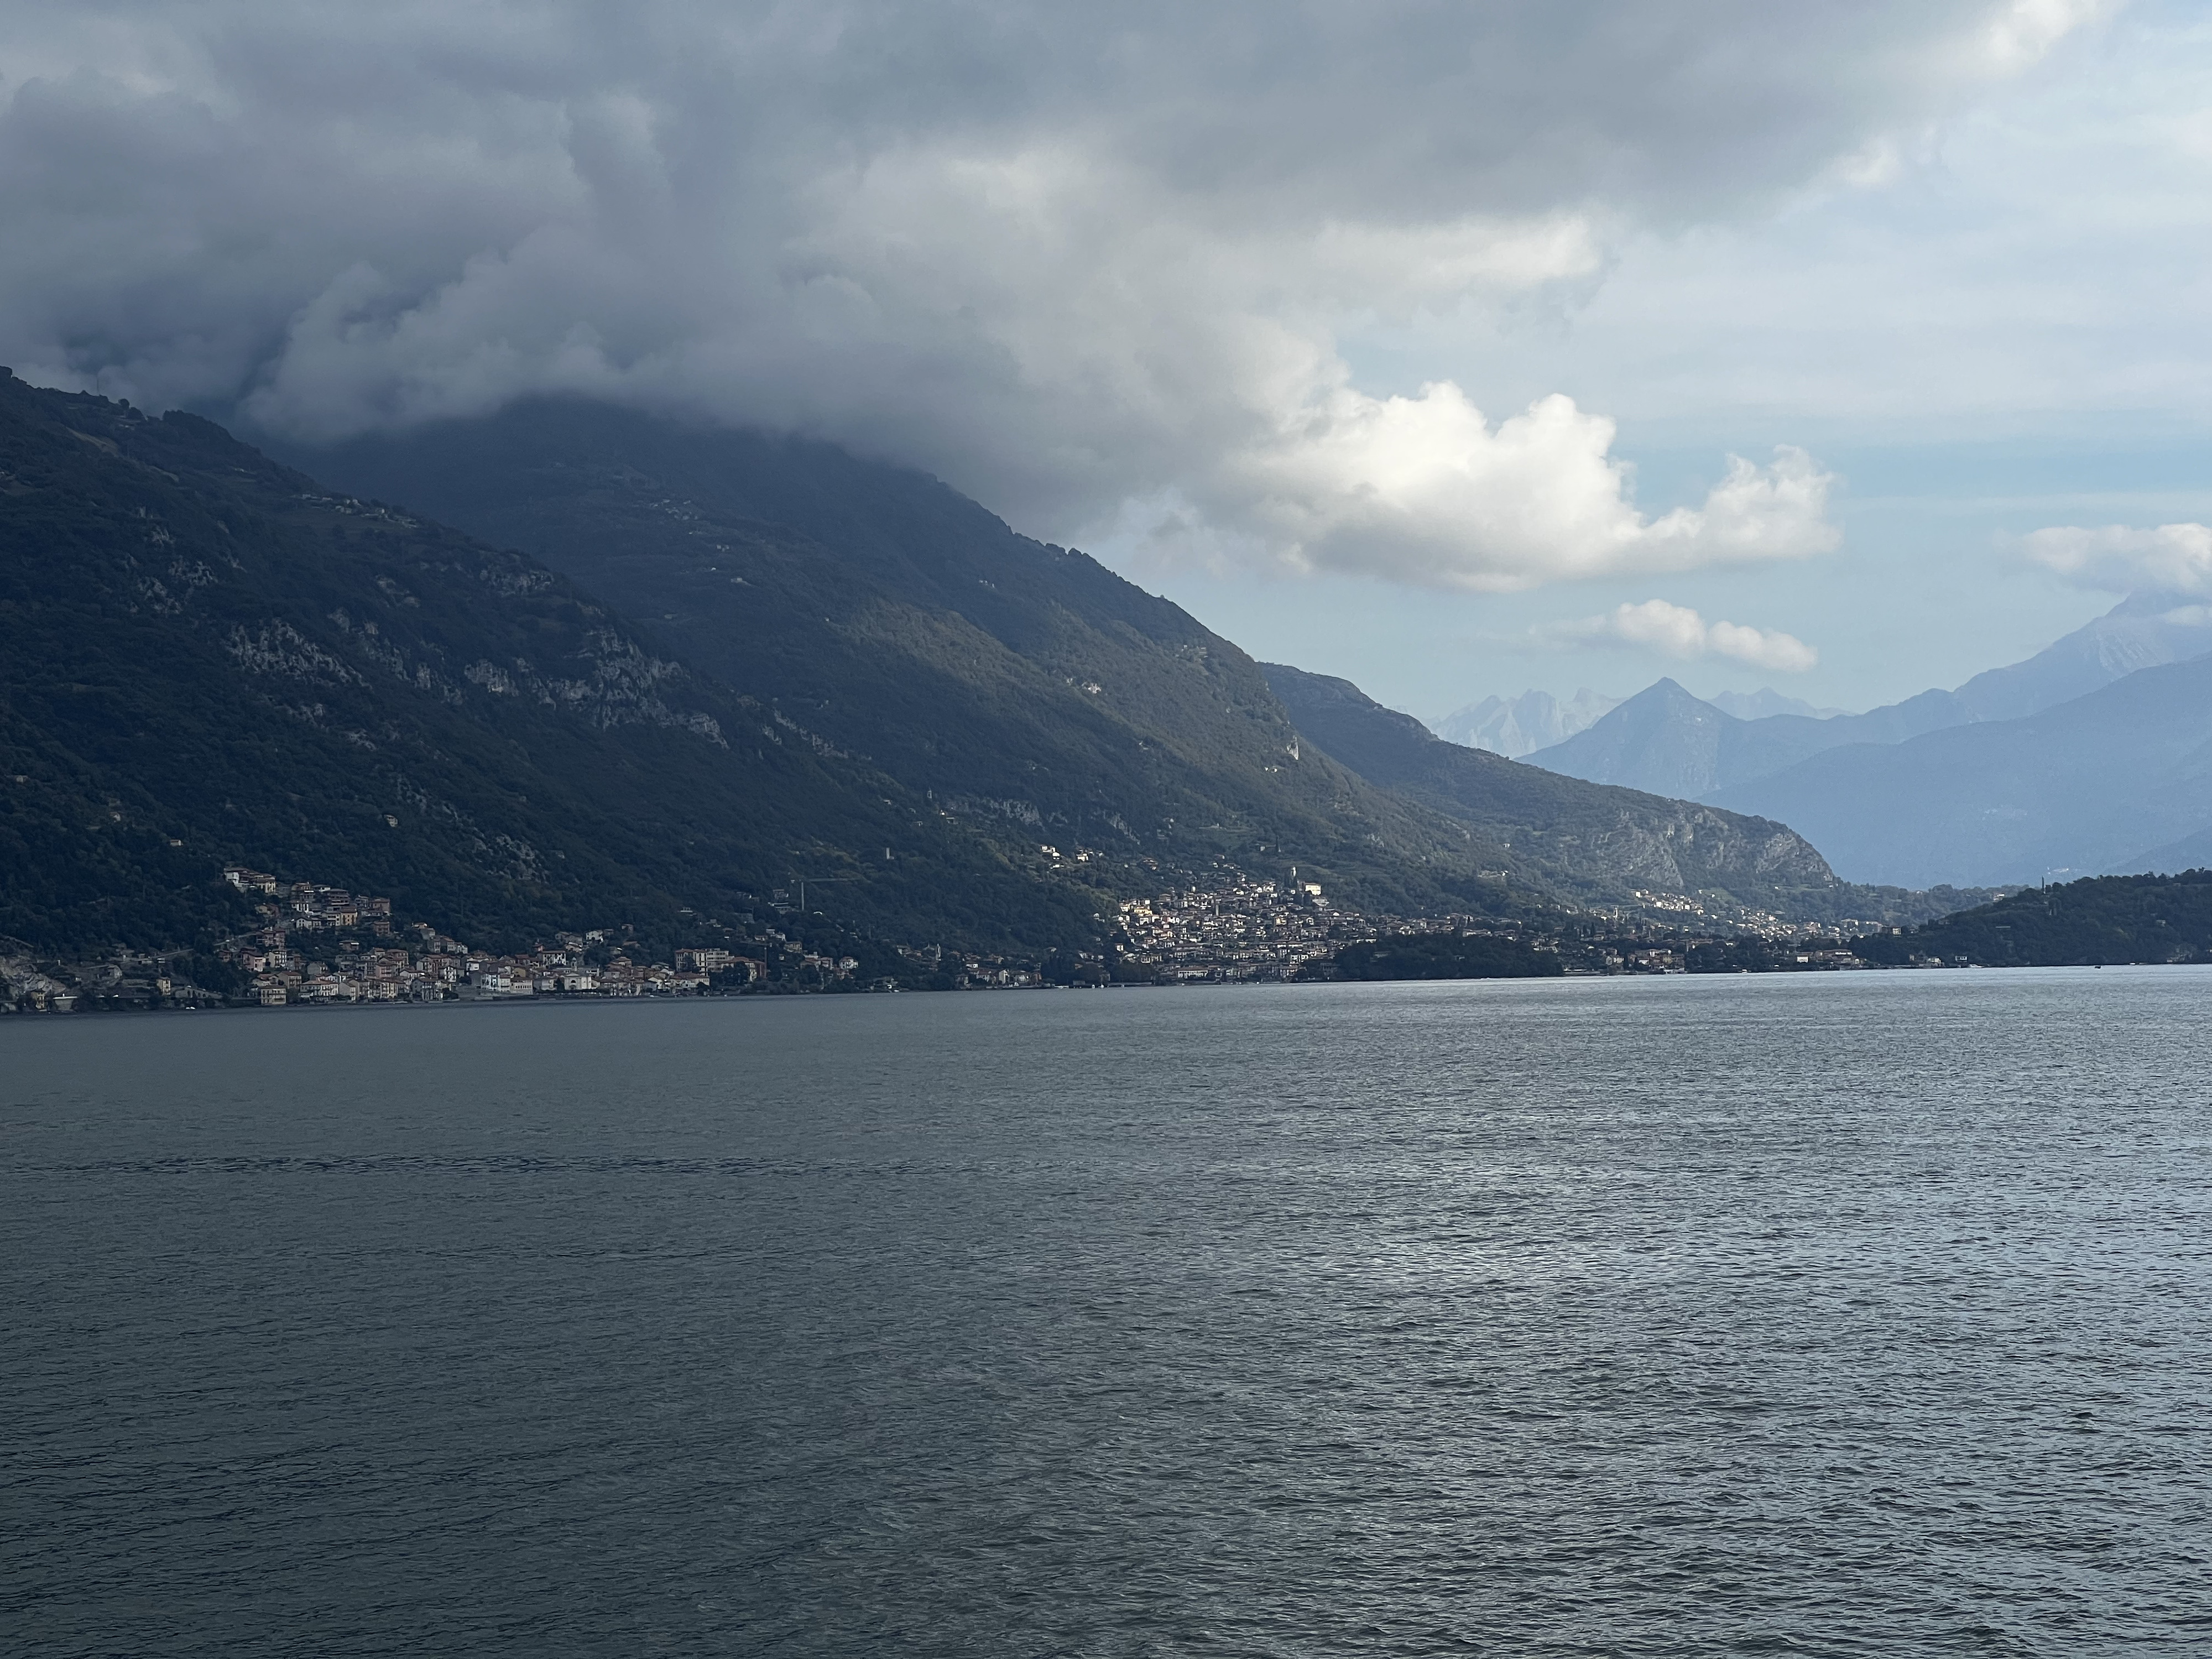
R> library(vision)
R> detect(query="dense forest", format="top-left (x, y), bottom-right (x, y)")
top-left (1323, 932), bottom-right (1566, 981)
top-left (1853, 870), bottom-right (2212, 966)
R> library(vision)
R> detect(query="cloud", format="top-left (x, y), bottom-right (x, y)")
top-left (2022, 523), bottom-right (2212, 596)
top-left (1548, 599), bottom-right (1819, 671)
top-left (0, 2), bottom-right (2100, 585)
top-left (1231, 388), bottom-right (1838, 589)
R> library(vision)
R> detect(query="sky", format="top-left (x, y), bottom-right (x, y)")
top-left (4, 1), bottom-right (2208, 721)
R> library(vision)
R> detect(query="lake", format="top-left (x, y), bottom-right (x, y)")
top-left (6, 969), bottom-right (2211, 1655)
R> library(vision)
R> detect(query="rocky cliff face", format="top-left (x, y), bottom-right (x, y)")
top-left (1567, 802), bottom-right (1837, 896)
top-left (1434, 687), bottom-right (1618, 758)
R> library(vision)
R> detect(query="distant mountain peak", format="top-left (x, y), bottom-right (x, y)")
top-left (1950, 589), bottom-right (2212, 721)
top-left (1260, 662), bottom-right (1854, 920)
top-left (1519, 677), bottom-right (1736, 797)
top-left (1709, 651), bottom-right (2212, 888)
top-left (1709, 687), bottom-right (1849, 722)
top-left (1434, 685), bottom-right (1618, 758)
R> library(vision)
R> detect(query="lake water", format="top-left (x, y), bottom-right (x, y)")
top-left (6, 969), bottom-right (2211, 1656)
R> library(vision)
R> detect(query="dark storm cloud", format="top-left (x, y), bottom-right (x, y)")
top-left (0, 1), bottom-right (2103, 585)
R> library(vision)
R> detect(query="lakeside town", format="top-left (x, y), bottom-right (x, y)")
top-left (0, 855), bottom-right (1913, 1015)
top-left (1112, 865), bottom-right (1872, 982)
top-left (0, 862), bottom-right (1095, 1013)
top-left (215, 865), bottom-right (766, 1005)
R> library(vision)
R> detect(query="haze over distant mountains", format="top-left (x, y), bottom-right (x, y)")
top-left (1706, 688), bottom-right (1848, 722)
top-left (1260, 667), bottom-right (1858, 924)
top-left (1436, 689), bottom-right (1621, 758)
top-left (1439, 685), bottom-right (1843, 759)
top-left (1510, 592), bottom-right (2212, 887)
top-left (1710, 654), bottom-right (2212, 887)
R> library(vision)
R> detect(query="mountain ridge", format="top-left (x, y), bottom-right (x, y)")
top-left (1526, 591), bottom-right (2212, 805)
top-left (1707, 652), bottom-right (2212, 887)
top-left (278, 399), bottom-right (1521, 918)
top-left (0, 372), bottom-right (1109, 958)
top-left (4, 379), bottom-right (2020, 961)
top-left (287, 399), bottom-right (1903, 925)
top-left (1854, 870), bottom-right (2212, 967)
top-left (1260, 665), bottom-right (1980, 926)
top-left (1436, 687), bottom-right (1619, 757)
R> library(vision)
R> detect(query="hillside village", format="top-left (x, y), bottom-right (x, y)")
top-left (1115, 870), bottom-right (1340, 981)
top-left (0, 863), bottom-right (1069, 1013)
top-left (216, 868), bottom-right (731, 1005)
top-left (1, 851), bottom-right (1921, 1016)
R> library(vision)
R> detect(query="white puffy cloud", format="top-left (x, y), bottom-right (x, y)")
top-left (1229, 387), bottom-right (1837, 589)
top-left (0, 1), bottom-right (2104, 587)
top-left (2023, 522), bottom-right (2212, 596)
top-left (1549, 599), bottom-right (1819, 671)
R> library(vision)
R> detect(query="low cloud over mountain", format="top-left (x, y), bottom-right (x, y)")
top-left (0, 1), bottom-right (2100, 588)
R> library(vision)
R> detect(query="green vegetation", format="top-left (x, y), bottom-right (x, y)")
top-left (1326, 932), bottom-right (1565, 981)
top-left (1853, 869), bottom-right (2212, 967)
top-left (0, 372), bottom-right (1106, 959)
top-left (1260, 662), bottom-right (1999, 929)
top-left (288, 401), bottom-right (1718, 922)
top-left (9, 378), bottom-right (2046, 986)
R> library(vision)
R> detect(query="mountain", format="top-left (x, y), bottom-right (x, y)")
top-left (1854, 870), bottom-right (2212, 967)
top-left (280, 400), bottom-right (1569, 920)
top-left (1529, 679), bottom-right (1979, 798)
top-left (1436, 687), bottom-right (1618, 757)
top-left (290, 399), bottom-right (1880, 925)
top-left (0, 372), bottom-right (1106, 958)
top-left (1949, 591), bottom-right (2212, 720)
top-left (2110, 823), bottom-right (2212, 876)
top-left (1707, 688), bottom-right (1846, 721)
top-left (1259, 665), bottom-right (1974, 925)
top-left (1, 379), bottom-right (2016, 956)
top-left (1520, 679), bottom-right (1736, 798)
top-left (1715, 689), bottom-right (1980, 782)
top-left (1707, 653), bottom-right (2212, 888)
top-left (1527, 593), bottom-right (2212, 803)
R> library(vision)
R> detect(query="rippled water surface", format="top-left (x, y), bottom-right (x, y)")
top-left (7, 970), bottom-right (2212, 1656)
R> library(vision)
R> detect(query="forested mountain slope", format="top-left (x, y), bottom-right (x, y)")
top-left (4, 377), bottom-right (2005, 959)
top-left (1855, 870), bottom-right (2212, 967)
top-left (0, 372), bottom-right (1105, 954)
top-left (288, 401), bottom-right (1540, 917)
top-left (291, 400), bottom-right (1854, 921)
